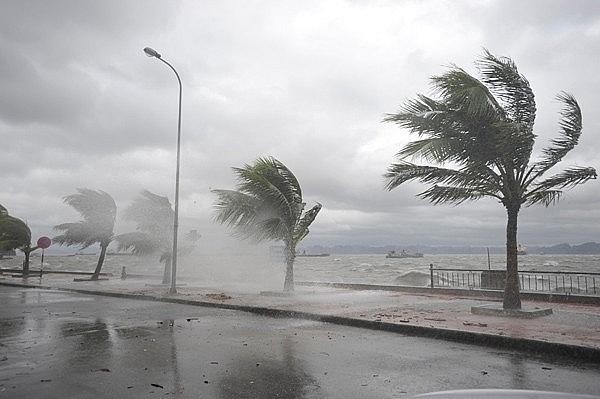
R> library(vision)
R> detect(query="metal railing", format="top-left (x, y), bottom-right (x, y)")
top-left (429, 264), bottom-right (600, 296)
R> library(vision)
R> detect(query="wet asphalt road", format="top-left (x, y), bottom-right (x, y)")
top-left (0, 286), bottom-right (598, 399)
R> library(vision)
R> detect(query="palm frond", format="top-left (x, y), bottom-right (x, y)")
top-left (384, 162), bottom-right (502, 199)
top-left (253, 218), bottom-right (288, 243)
top-left (418, 185), bottom-right (488, 205)
top-left (431, 67), bottom-right (503, 120)
top-left (524, 190), bottom-right (562, 207)
top-left (63, 189), bottom-right (116, 224)
top-left (212, 189), bottom-right (261, 229)
top-left (53, 222), bottom-right (100, 249)
top-left (114, 231), bottom-right (159, 255)
top-left (396, 137), bottom-right (456, 163)
top-left (213, 157), bottom-right (320, 246)
top-left (384, 95), bottom-right (455, 136)
top-left (123, 190), bottom-right (173, 241)
top-left (293, 203), bottom-right (322, 245)
top-left (533, 92), bottom-right (582, 174)
top-left (385, 93), bottom-right (507, 166)
top-left (477, 49), bottom-right (536, 128)
top-left (234, 157), bottom-right (302, 227)
top-left (530, 167), bottom-right (597, 192)
top-left (384, 162), bottom-right (463, 190)
top-left (57, 189), bottom-right (116, 247)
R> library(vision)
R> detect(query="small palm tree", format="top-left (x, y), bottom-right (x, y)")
top-left (0, 205), bottom-right (38, 274)
top-left (213, 157), bottom-right (322, 292)
top-left (384, 50), bottom-right (596, 309)
top-left (116, 190), bottom-right (197, 284)
top-left (54, 189), bottom-right (117, 280)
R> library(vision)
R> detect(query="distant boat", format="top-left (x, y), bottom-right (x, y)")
top-left (386, 250), bottom-right (424, 259)
top-left (297, 250), bottom-right (330, 257)
top-left (517, 244), bottom-right (527, 256)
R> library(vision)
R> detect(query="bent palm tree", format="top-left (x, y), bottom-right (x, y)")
top-left (213, 157), bottom-right (322, 292)
top-left (116, 190), bottom-right (197, 284)
top-left (0, 205), bottom-right (38, 274)
top-left (54, 189), bottom-right (117, 280)
top-left (384, 50), bottom-right (596, 309)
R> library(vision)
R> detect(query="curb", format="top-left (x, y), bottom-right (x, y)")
top-left (1, 280), bottom-right (599, 363)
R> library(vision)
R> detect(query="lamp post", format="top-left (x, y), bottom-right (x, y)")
top-left (143, 46), bottom-right (182, 295)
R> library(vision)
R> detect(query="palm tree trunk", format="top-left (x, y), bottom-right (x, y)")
top-left (162, 257), bottom-right (172, 285)
top-left (283, 244), bottom-right (295, 292)
top-left (503, 205), bottom-right (521, 309)
top-left (23, 250), bottom-right (30, 276)
top-left (92, 243), bottom-right (108, 280)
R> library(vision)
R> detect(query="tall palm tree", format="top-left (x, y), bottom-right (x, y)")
top-left (0, 205), bottom-right (38, 274)
top-left (384, 50), bottom-right (596, 309)
top-left (54, 189), bottom-right (117, 280)
top-left (213, 157), bottom-right (322, 292)
top-left (116, 190), bottom-right (196, 284)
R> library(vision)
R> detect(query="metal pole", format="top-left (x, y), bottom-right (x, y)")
top-left (430, 263), bottom-right (434, 289)
top-left (156, 57), bottom-right (182, 295)
top-left (40, 249), bottom-right (44, 282)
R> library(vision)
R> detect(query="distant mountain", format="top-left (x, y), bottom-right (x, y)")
top-left (298, 244), bottom-right (507, 255)
top-left (538, 242), bottom-right (600, 255)
top-left (299, 242), bottom-right (600, 255)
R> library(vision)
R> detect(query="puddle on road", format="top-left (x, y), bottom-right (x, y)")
top-left (113, 326), bottom-right (155, 339)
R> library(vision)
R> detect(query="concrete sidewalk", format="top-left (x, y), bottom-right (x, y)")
top-left (1, 273), bottom-right (599, 361)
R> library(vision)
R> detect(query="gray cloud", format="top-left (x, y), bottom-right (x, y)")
top-left (1, 0), bottom-right (598, 248)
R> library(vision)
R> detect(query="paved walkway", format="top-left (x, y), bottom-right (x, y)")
top-left (1, 273), bottom-right (599, 357)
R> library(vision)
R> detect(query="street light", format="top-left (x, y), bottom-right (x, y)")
top-left (143, 46), bottom-right (182, 295)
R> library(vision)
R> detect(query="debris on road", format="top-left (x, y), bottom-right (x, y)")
top-left (206, 293), bottom-right (232, 300)
top-left (463, 321), bottom-right (488, 327)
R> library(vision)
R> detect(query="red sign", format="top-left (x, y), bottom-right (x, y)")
top-left (37, 236), bottom-right (51, 249)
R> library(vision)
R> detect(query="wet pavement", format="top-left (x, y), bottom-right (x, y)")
top-left (2, 274), bottom-right (599, 351)
top-left (1, 286), bottom-right (599, 398)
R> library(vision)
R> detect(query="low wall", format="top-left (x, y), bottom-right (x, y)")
top-left (297, 281), bottom-right (600, 305)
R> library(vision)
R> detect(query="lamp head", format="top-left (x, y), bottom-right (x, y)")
top-left (143, 47), bottom-right (161, 58)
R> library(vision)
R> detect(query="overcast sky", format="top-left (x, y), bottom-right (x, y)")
top-left (1, 0), bottom-right (599, 249)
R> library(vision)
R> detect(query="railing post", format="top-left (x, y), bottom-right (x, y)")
top-left (430, 263), bottom-right (434, 289)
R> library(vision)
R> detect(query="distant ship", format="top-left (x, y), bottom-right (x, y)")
top-left (297, 250), bottom-right (330, 257)
top-left (517, 244), bottom-right (527, 256)
top-left (386, 250), bottom-right (424, 259)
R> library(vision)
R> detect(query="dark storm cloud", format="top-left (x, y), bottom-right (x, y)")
top-left (0, 0), bottom-right (598, 247)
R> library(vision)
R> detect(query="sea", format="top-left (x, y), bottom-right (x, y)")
top-left (1, 253), bottom-right (599, 288)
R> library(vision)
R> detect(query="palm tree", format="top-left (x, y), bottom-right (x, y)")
top-left (213, 157), bottom-right (322, 292)
top-left (384, 50), bottom-right (596, 309)
top-left (116, 190), bottom-right (196, 284)
top-left (0, 205), bottom-right (38, 274)
top-left (54, 189), bottom-right (117, 280)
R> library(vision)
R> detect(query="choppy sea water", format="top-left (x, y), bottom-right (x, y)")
top-left (1, 253), bottom-right (599, 288)
top-left (294, 254), bottom-right (600, 286)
